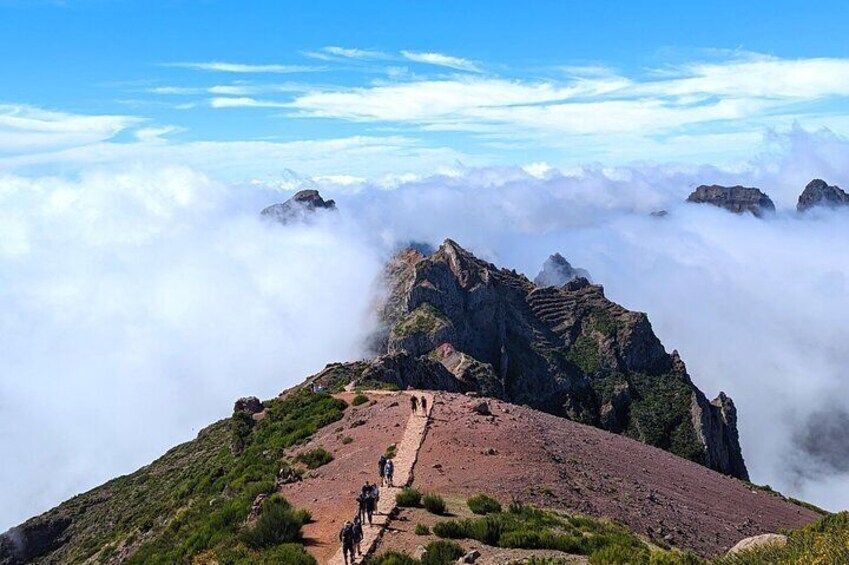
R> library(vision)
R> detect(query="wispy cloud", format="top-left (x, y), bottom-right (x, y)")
top-left (0, 104), bottom-right (140, 154)
top-left (167, 61), bottom-right (323, 73)
top-left (400, 50), bottom-right (481, 72)
top-left (209, 97), bottom-right (290, 108)
top-left (305, 45), bottom-right (390, 61)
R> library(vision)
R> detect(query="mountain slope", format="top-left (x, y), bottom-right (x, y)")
top-left (355, 240), bottom-right (747, 478)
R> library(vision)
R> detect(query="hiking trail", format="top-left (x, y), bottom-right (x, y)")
top-left (327, 391), bottom-right (434, 565)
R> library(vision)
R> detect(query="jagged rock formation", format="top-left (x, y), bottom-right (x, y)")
top-left (533, 253), bottom-right (591, 287)
top-left (686, 185), bottom-right (775, 217)
top-left (350, 239), bottom-right (748, 478)
top-left (797, 179), bottom-right (849, 212)
top-left (260, 189), bottom-right (336, 223)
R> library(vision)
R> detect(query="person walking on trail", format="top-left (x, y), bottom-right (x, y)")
top-left (365, 487), bottom-right (376, 525)
top-left (353, 516), bottom-right (364, 556)
top-left (378, 454), bottom-right (387, 481)
top-left (385, 459), bottom-right (395, 487)
top-left (410, 395), bottom-right (419, 414)
top-left (356, 491), bottom-right (368, 523)
top-left (420, 395), bottom-right (427, 415)
top-left (340, 521), bottom-right (356, 565)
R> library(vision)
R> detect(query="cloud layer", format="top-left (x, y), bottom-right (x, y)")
top-left (1, 127), bottom-right (848, 532)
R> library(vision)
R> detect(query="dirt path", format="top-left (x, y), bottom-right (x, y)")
top-left (328, 391), bottom-right (433, 565)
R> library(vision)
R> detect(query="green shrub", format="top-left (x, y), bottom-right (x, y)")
top-left (649, 551), bottom-right (703, 565)
top-left (432, 519), bottom-right (469, 539)
top-left (256, 543), bottom-right (317, 565)
top-left (385, 444), bottom-right (397, 459)
top-left (341, 436), bottom-right (353, 445)
top-left (351, 393), bottom-right (369, 406)
top-left (467, 493), bottom-right (501, 515)
top-left (239, 496), bottom-right (308, 549)
top-left (396, 487), bottom-right (423, 507)
top-left (415, 524), bottom-right (430, 536)
top-left (421, 540), bottom-right (464, 565)
top-left (589, 542), bottom-right (650, 565)
top-left (370, 552), bottom-right (419, 565)
top-left (294, 447), bottom-right (333, 469)
top-left (422, 494), bottom-right (447, 515)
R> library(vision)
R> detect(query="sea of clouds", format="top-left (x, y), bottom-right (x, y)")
top-left (1, 127), bottom-right (848, 530)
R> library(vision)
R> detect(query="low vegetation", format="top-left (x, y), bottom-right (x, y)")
top-left (415, 524), bottom-right (430, 535)
top-left (352, 393), bottom-right (370, 406)
top-left (97, 389), bottom-right (348, 564)
top-left (714, 512), bottom-right (849, 565)
top-left (467, 493), bottom-right (502, 515)
top-left (422, 493), bottom-right (447, 515)
top-left (294, 447), bottom-right (334, 469)
top-left (385, 443), bottom-right (397, 459)
top-left (391, 303), bottom-right (451, 339)
top-left (428, 503), bottom-right (701, 564)
top-left (370, 540), bottom-right (463, 565)
top-left (396, 487), bottom-right (423, 507)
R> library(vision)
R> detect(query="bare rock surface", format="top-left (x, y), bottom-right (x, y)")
top-left (797, 178), bottom-right (849, 212)
top-left (686, 184), bottom-right (775, 217)
top-left (533, 253), bottom-right (591, 287)
top-left (260, 189), bottom-right (336, 223)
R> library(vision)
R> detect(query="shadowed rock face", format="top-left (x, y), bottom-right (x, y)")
top-left (797, 179), bottom-right (849, 212)
top-left (260, 189), bottom-right (336, 223)
top-left (363, 239), bottom-right (748, 478)
top-left (686, 185), bottom-right (775, 217)
top-left (533, 253), bottom-right (591, 287)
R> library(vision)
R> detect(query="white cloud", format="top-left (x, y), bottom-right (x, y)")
top-left (400, 50), bottom-right (481, 72)
top-left (209, 96), bottom-right (290, 108)
top-left (307, 45), bottom-right (390, 61)
top-left (168, 61), bottom-right (322, 73)
top-left (0, 104), bottom-right (140, 155)
top-left (134, 125), bottom-right (184, 144)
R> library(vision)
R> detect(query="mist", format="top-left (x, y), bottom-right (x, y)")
top-left (2, 127), bottom-right (849, 530)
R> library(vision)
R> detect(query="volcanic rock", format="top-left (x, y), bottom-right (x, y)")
top-left (372, 239), bottom-right (748, 478)
top-left (727, 533), bottom-right (788, 554)
top-left (533, 253), bottom-right (591, 287)
top-left (233, 396), bottom-right (263, 416)
top-left (686, 185), bottom-right (775, 217)
top-left (260, 189), bottom-right (336, 224)
top-left (797, 179), bottom-right (849, 212)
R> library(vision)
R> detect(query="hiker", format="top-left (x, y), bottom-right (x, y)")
top-left (410, 395), bottom-right (419, 414)
top-left (384, 459), bottom-right (394, 487)
top-left (365, 488), bottom-right (375, 524)
top-left (378, 454), bottom-right (387, 481)
top-left (420, 395), bottom-right (427, 414)
top-left (356, 491), bottom-right (368, 523)
top-left (339, 520), bottom-right (356, 565)
top-left (353, 516), bottom-right (364, 556)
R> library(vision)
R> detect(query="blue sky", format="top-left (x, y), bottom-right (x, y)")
top-left (2, 0), bottom-right (849, 179)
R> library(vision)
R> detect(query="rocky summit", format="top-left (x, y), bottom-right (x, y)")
top-left (686, 184), bottom-right (775, 217)
top-left (797, 178), bottom-right (849, 212)
top-left (317, 239), bottom-right (749, 479)
top-left (260, 189), bottom-right (336, 223)
top-left (533, 252), bottom-right (591, 287)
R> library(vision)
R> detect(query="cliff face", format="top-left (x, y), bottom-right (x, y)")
top-left (686, 185), bottom-right (775, 217)
top-left (797, 179), bottom-right (849, 212)
top-left (366, 239), bottom-right (748, 478)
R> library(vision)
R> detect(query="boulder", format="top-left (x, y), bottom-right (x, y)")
top-left (233, 396), bottom-right (263, 416)
top-left (472, 401), bottom-right (492, 416)
top-left (728, 533), bottom-right (788, 555)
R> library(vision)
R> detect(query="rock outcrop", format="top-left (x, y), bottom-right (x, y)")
top-left (797, 179), bottom-right (849, 212)
top-left (533, 253), bottom-right (591, 287)
top-left (686, 185), bottom-right (775, 217)
top-left (363, 239), bottom-right (748, 478)
top-left (260, 189), bottom-right (336, 223)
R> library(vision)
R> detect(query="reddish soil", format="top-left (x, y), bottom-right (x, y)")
top-left (281, 392), bottom-right (410, 564)
top-left (410, 393), bottom-right (819, 558)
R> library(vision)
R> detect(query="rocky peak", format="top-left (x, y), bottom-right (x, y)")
top-left (686, 185), bottom-right (775, 217)
top-left (534, 253), bottom-right (591, 288)
top-left (371, 239), bottom-right (748, 478)
top-left (260, 189), bottom-right (337, 224)
top-left (797, 179), bottom-right (849, 212)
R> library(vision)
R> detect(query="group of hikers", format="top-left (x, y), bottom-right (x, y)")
top-left (338, 394), bottom-right (429, 564)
